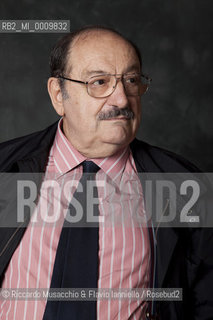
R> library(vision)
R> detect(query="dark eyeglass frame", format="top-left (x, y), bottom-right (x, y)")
top-left (56, 73), bottom-right (152, 98)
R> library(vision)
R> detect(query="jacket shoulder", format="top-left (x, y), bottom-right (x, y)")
top-left (0, 122), bottom-right (58, 171)
top-left (130, 139), bottom-right (200, 172)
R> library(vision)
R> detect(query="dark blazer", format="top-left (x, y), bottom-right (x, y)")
top-left (0, 121), bottom-right (212, 320)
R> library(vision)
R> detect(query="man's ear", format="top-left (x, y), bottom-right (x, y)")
top-left (47, 77), bottom-right (65, 116)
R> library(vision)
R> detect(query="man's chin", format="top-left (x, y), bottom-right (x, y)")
top-left (103, 134), bottom-right (133, 148)
top-left (102, 125), bottom-right (134, 144)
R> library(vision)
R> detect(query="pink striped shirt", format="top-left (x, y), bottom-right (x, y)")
top-left (0, 119), bottom-right (151, 319)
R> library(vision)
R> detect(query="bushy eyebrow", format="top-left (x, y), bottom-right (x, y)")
top-left (83, 64), bottom-right (141, 78)
top-left (83, 70), bottom-right (109, 77)
top-left (123, 64), bottom-right (141, 74)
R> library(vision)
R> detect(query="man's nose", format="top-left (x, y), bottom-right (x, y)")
top-left (106, 79), bottom-right (129, 108)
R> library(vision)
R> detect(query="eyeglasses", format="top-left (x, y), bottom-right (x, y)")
top-left (57, 73), bottom-right (152, 98)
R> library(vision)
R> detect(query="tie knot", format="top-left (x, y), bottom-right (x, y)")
top-left (82, 161), bottom-right (100, 173)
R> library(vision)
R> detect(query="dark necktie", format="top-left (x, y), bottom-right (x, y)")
top-left (43, 161), bottom-right (100, 320)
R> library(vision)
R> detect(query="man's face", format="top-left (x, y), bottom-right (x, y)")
top-left (59, 31), bottom-right (142, 157)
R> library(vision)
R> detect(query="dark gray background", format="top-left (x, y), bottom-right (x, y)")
top-left (0, 0), bottom-right (212, 171)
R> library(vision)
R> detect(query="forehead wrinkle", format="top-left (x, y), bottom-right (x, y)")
top-left (113, 41), bottom-right (140, 73)
top-left (69, 31), bottom-right (140, 78)
top-left (80, 58), bottom-right (116, 79)
top-left (123, 63), bottom-right (141, 74)
top-left (82, 70), bottom-right (112, 78)
top-left (82, 48), bottom-right (138, 77)
top-left (80, 58), bottom-right (139, 80)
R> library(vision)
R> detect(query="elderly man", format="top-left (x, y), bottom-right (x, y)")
top-left (0, 26), bottom-right (212, 320)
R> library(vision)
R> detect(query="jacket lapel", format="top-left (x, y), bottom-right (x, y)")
top-left (130, 139), bottom-right (178, 288)
top-left (155, 227), bottom-right (178, 288)
top-left (0, 123), bottom-right (58, 279)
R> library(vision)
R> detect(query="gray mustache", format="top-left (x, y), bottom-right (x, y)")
top-left (98, 106), bottom-right (134, 120)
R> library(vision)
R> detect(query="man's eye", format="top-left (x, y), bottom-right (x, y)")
top-left (92, 79), bottom-right (106, 86)
top-left (126, 77), bottom-right (137, 84)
